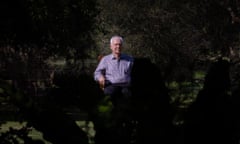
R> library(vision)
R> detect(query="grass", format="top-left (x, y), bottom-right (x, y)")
top-left (0, 121), bottom-right (95, 144)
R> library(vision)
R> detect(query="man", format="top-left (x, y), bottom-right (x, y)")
top-left (94, 35), bottom-right (134, 104)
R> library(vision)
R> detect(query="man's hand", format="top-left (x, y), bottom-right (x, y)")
top-left (98, 75), bottom-right (105, 90)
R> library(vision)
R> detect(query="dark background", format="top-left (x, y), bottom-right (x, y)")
top-left (1, 0), bottom-right (240, 144)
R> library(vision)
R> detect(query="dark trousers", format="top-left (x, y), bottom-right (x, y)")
top-left (104, 84), bottom-right (133, 143)
top-left (104, 84), bottom-right (131, 106)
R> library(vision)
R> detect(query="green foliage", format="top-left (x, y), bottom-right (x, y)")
top-left (193, 70), bottom-right (205, 80)
top-left (167, 71), bottom-right (205, 108)
top-left (0, 0), bottom-right (98, 59)
top-left (94, 0), bottom-right (240, 111)
top-left (1, 122), bottom-right (51, 144)
top-left (96, 96), bottom-right (113, 123)
top-left (95, 0), bottom-right (208, 81)
top-left (0, 126), bottom-right (33, 144)
top-left (1, 1), bottom-right (240, 142)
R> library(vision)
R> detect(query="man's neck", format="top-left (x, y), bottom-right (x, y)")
top-left (113, 53), bottom-right (121, 59)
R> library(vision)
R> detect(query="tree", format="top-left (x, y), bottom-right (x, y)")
top-left (0, 0), bottom-right (99, 143)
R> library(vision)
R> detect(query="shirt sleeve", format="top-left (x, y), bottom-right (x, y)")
top-left (94, 56), bottom-right (106, 82)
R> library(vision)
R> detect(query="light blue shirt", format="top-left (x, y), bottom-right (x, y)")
top-left (94, 54), bottom-right (134, 85)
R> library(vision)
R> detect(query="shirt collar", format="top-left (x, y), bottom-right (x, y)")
top-left (111, 54), bottom-right (122, 60)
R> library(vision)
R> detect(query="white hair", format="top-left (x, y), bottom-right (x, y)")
top-left (110, 35), bottom-right (123, 44)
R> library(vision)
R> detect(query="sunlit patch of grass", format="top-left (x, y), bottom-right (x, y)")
top-left (1, 121), bottom-right (96, 144)
top-left (193, 71), bottom-right (205, 80)
top-left (0, 121), bottom-right (52, 144)
top-left (76, 121), bottom-right (95, 144)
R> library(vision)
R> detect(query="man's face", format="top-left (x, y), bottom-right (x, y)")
top-left (110, 38), bottom-right (122, 56)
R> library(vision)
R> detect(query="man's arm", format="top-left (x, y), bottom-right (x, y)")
top-left (94, 57), bottom-right (106, 88)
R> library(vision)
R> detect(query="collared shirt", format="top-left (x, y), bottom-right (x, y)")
top-left (94, 54), bottom-right (134, 85)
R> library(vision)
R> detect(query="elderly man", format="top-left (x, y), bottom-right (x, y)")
top-left (94, 35), bottom-right (134, 104)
